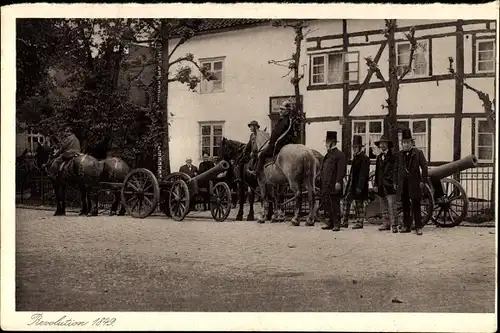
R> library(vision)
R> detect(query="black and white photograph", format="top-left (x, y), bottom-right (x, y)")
top-left (1, 3), bottom-right (498, 332)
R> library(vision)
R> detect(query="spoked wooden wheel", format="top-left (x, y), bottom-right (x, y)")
top-left (210, 182), bottom-right (232, 222)
top-left (169, 179), bottom-right (190, 221)
top-left (395, 183), bottom-right (435, 228)
top-left (431, 178), bottom-right (468, 228)
top-left (161, 173), bottom-right (191, 217)
top-left (121, 168), bottom-right (160, 218)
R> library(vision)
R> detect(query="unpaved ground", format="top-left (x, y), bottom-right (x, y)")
top-left (15, 208), bottom-right (496, 312)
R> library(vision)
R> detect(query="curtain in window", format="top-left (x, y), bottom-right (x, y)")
top-left (327, 54), bottom-right (343, 83)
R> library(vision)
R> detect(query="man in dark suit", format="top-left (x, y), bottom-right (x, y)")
top-left (250, 100), bottom-right (294, 178)
top-left (198, 153), bottom-right (215, 211)
top-left (179, 157), bottom-right (198, 178)
top-left (320, 131), bottom-right (347, 232)
top-left (395, 128), bottom-right (429, 235)
top-left (374, 134), bottom-right (398, 232)
top-left (342, 135), bottom-right (370, 229)
top-left (51, 126), bottom-right (81, 175)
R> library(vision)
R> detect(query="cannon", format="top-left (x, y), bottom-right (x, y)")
top-left (365, 154), bottom-right (478, 228)
top-left (168, 160), bottom-right (232, 222)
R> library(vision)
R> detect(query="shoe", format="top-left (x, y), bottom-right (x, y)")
top-left (391, 226), bottom-right (398, 233)
top-left (399, 227), bottom-right (411, 233)
top-left (322, 225), bottom-right (333, 230)
top-left (332, 226), bottom-right (341, 232)
top-left (340, 220), bottom-right (349, 228)
top-left (378, 225), bottom-right (390, 231)
top-left (352, 223), bottom-right (363, 229)
top-left (415, 228), bottom-right (423, 235)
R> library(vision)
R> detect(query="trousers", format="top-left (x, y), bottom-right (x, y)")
top-left (324, 195), bottom-right (341, 227)
top-left (255, 144), bottom-right (274, 175)
top-left (379, 194), bottom-right (397, 227)
top-left (342, 198), bottom-right (366, 223)
top-left (401, 179), bottom-right (422, 229)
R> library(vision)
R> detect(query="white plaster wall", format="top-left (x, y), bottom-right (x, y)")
top-left (430, 117), bottom-right (454, 161)
top-left (305, 120), bottom-right (342, 155)
top-left (463, 77), bottom-right (496, 114)
top-left (461, 117), bottom-right (473, 158)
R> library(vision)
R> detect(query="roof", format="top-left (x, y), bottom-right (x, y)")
top-left (172, 19), bottom-right (272, 37)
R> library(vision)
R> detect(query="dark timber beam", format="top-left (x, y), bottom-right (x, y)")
top-left (453, 20), bottom-right (464, 162)
top-left (341, 19), bottom-right (352, 160)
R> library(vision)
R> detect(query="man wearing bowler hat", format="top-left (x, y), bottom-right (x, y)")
top-left (342, 135), bottom-right (370, 229)
top-left (374, 134), bottom-right (398, 232)
top-left (244, 120), bottom-right (260, 159)
top-left (320, 131), bottom-right (347, 231)
top-left (395, 128), bottom-right (429, 235)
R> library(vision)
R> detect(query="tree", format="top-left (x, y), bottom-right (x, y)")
top-left (268, 20), bottom-right (310, 144)
top-left (122, 19), bottom-right (216, 177)
top-left (362, 19), bottom-right (418, 151)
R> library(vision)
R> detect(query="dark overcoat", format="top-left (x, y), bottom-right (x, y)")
top-left (320, 147), bottom-right (347, 198)
top-left (346, 152), bottom-right (370, 200)
top-left (374, 149), bottom-right (396, 196)
top-left (270, 115), bottom-right (292, 152)
top-left (60, 134), bottom-right (81, 154)
top-left (395, 148), bottom-right (429, 200)
top-left (198, 160), bottom-right (215, 188)
top-left (179, 164), bottom-right (198, 178)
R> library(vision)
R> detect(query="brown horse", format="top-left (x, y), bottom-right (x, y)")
top-left (253, 129), bottom-right (319, 226)
top-left (46, 153), bottom-right (130, 216)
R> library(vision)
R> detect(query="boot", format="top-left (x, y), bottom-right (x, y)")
top-left (415, 228), bottom-right (423, 235)
top-left (332, 224), bottom-right (341, 232)
top-left (322, 222), bottom-right (333, 230)
top-left (399, 226), bottom-right (411, 233)
top-left (379, 224), bottom-right (391, 231)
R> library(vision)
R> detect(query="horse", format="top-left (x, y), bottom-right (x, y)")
top-left (219, 137), bottom-right (276, 221)
top-left (251, 128), bottom-right (319, 226)
top-left (45, 150), bottom-right (130, 217)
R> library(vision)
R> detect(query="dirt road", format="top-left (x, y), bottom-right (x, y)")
top-left (15, 208), bottom-right (495, 312)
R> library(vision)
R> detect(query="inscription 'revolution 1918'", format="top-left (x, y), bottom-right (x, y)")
top-left (27, 313), bottom-right (116, 327)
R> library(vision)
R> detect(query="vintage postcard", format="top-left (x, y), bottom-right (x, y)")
top-left (1, 2), bottom-right (498, 332)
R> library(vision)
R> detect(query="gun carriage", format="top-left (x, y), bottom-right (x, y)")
top-left (120, 160), bottom-right (232, 221)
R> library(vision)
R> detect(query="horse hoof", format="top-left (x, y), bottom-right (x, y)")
top-left (257, 219), bottom-right (265, 224)
top-left (235, 215), bottom-right (243, 221)
top-left (291, 219), bottom-right (300, 226)
top-left (109, 211), bottom-right (116, 216)
top-left (246, 215), bottom-right (255, 221)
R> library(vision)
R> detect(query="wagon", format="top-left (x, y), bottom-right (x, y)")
top-left (119, 160), bottom-right (233, 222)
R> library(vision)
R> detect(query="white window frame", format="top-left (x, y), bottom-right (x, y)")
top-left (26, 129), bottom-right (47, 156)
top-left (310, 51), bottom-right (359, 86)
top-left (476, 39), bottom-right (495, 74)
top-left (397, 119), bottom-right (429, 159)
top-left (396, 40), bottom-right (429, 78)
top-left (475, 118), bottom-right (494, 163)
top-left (199, 121), bottom-right (225, 159)
top-left (351, 119), bottom-right (383, 160)
top-left (199, 57), bottom-right (225, 94)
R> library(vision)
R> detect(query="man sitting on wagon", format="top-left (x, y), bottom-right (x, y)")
top-left (248, 100), bottom-right (295, 178)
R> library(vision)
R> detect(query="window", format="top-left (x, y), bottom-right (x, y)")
top-left (476, 40), bottom-right (495, 73)
top-left (310, 51), bottom-right (359, 85)
top-left (397, 119), bottom-right (428, 158)
top-left (396, 40), bottom-right (429, 77)
top-left (475, 119), bottom-right (494, 162)
top-left (200, 122), bottom-right (224, 158)
top-left (200, 57), bottom-right (225, 93)
top-left (26, 129), bottom-right (47, 155)
top-left (352, 120), bottom-right (383, 159)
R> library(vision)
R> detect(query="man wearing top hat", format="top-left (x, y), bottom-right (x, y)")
top-left (395, 128), bottom-right (429, 235)
top-left (374, 134), bottom-right (398, 232)
top-left (320, 131), bottom-right (347, 231)
top-left (342, 135), bottom-right (371, 229)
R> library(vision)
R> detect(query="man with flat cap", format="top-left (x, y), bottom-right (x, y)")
top-left (342, 135), bottom-right (370, 229)
top-left (244, 120), bottom-right (260, 161)
top-left (395, 128), bottom-right (429, 235)
top-left (374, 133), bottom-right (398, 232)
top-left (320, 131), bottom-right (347, 231)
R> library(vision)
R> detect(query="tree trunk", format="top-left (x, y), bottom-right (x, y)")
top-left (293, 23), bottom-right (305, 145)
top-left (159, 31), bottom-right (171, 177)
top-left (387, 21), bottom-right (400, 152)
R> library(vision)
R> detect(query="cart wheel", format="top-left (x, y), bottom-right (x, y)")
top-left (169, 179), bottom-right (190, 221)
top-left (162, 173), bottom-right (191, 217)
top-left (210, 182), bottom-right (232, 222)
top-left (431, 178), bottom-right (468, 228)
top-left (395, 183), bottom-right (434, 228)
top-left (121, 168), bottom-right (160, 219)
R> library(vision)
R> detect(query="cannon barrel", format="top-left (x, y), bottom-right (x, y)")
top-left (190, 160), bottom-right (230, 184)
top-left (428, 154), bottom-right (478, 181)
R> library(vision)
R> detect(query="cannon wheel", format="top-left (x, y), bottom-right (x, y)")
top-left (431, 177), bottom-right (468, 228)
top-left (395, 183), bottom-right (435, 227)
top-left (161, 173), bottom-right (191, 217)
top-left (210, 182), bottom-right (232, 222)
top-left (121, 168), bottom-right (160, 219)
top-left (169, 179), bottom-right (191, 221)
